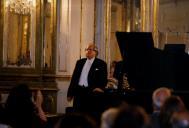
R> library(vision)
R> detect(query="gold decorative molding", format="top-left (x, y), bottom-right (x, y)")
top-left (152, 0), bottom-right (159, 48)
top-left (141, 0), bottom-right (159, 47)
top-left (105, 0), bottom-right (111, 65)
top-left (141, 0), bottom-right (146, 32)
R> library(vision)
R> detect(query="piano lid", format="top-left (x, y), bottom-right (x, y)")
top-left (115, 32), bottom-right (162, 91)
top-left (116, 32), bottom-right (154, 59)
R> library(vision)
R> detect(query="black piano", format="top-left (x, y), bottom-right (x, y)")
top-left (113, 32), bottom-right (189, 112)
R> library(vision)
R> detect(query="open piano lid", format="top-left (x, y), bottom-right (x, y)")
top-left (116, 32), bottom-right (154, 59)
top-left (115, 32), bottom-right (161, 91)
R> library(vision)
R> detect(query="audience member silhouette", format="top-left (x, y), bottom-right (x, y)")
top-left (100, 107), bottom-right (119, 128)
top-left (0, 99), bottom-right (5, 123)
top-left (55, 113), bottom-right (97, 128)
top-left (100, 102), bottom-right (129, 128)
top-left (152, 87), bottom-right (172, 112)
top-left (4, 84), bottom-right (47, 128)
top-left (112, 104), bottom-right (150, 128)
top-left (159, 95), bottom-right (186, 128)
top-left (170, 111), bottom-right (189, 128)
top-left (150, 87), bottom-right (172, 128)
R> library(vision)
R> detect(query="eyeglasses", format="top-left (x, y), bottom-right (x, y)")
top-left (85, 48), bottom-right (95, 51)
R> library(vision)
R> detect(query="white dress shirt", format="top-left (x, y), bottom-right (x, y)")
top-left (78, 58), bottom-right (95, 87)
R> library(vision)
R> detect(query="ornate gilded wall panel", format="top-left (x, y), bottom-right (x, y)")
top-left (0, 0), bottom-right (57, 75)
top-left (0, 0), bottom-right (58, 114)
top-left (43, 0), bottom-right (57, 73)
top-left (3, 0), bottom-right (36, 68)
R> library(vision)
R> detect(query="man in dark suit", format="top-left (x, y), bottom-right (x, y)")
top-left (67, 43), bottom-right (108, 113)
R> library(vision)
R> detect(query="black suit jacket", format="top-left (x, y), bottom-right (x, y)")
top-left (67, 58), bottom-right (108, 97)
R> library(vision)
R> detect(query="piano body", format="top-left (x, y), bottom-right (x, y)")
top-left (115, 32), bottom-right (189, 91)
top-left (113, 32), bottom-right (189, 112)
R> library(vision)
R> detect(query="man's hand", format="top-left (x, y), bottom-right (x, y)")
top-left (34, 90), bottom-right (47, 122)
top-left (35, 90), bottom-right (43, 107)
top-left (92, 88), bottom-right (104, 93)
top-left (67, 96), bottom-right (73, 102)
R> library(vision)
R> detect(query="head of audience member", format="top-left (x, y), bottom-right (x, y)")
top-left (5, 83), bottom-right (34, 112)
top-left (152, 87), bottom-right (172, 112)
top-left (159, 95), bottom-right (186, 128)
top-left (85, 43), bottom-right (98, 59)
top-left (5, 84), bottom-right (38, 128)
top-left (170, 111), bottom-right (189, 128)
top-left (101, 107), bottom-right (119, 128)
top-left (56, 113), bottom-right (97, 128)
top-left (112, 104), bottom-right (150, 128)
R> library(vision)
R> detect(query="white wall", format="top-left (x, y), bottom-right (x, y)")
top-left (56, 80), bottom-right (70, 113)
top-left (80, 0), bottom-right (95, 57)
top-left (158, 0), bottom-right (189, 50)
top-left (159, 0), bottom-right (189, 32)
top-left (56, 0), bottom-right (95, 113)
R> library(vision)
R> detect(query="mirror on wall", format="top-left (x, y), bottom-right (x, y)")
top-left (2, 0), bottom-right (36, 67)
top-left (0, 0), bottom-right (57, 72)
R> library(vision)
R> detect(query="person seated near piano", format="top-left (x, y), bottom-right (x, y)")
top-left (113, 60), bottom-right (134, 91)
top-left (113, 60), bottom-right (124, 90)
top-left (106, 61), bottom-right (118, 90)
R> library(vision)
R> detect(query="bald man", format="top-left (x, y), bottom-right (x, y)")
top-left (67, 43), bottom-right (108, 113)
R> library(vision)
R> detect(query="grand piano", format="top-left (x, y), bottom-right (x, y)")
top-left (113, 32), bottom-right (189, 112)
top-left (115, 32), bottom-right (189, 91)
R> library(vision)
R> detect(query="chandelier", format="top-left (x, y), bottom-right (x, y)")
top-left (6, 0), bottom-right (34, 15)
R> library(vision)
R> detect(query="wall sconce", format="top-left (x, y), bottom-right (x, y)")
top-left (6, 0), bottom-right (34, 15)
